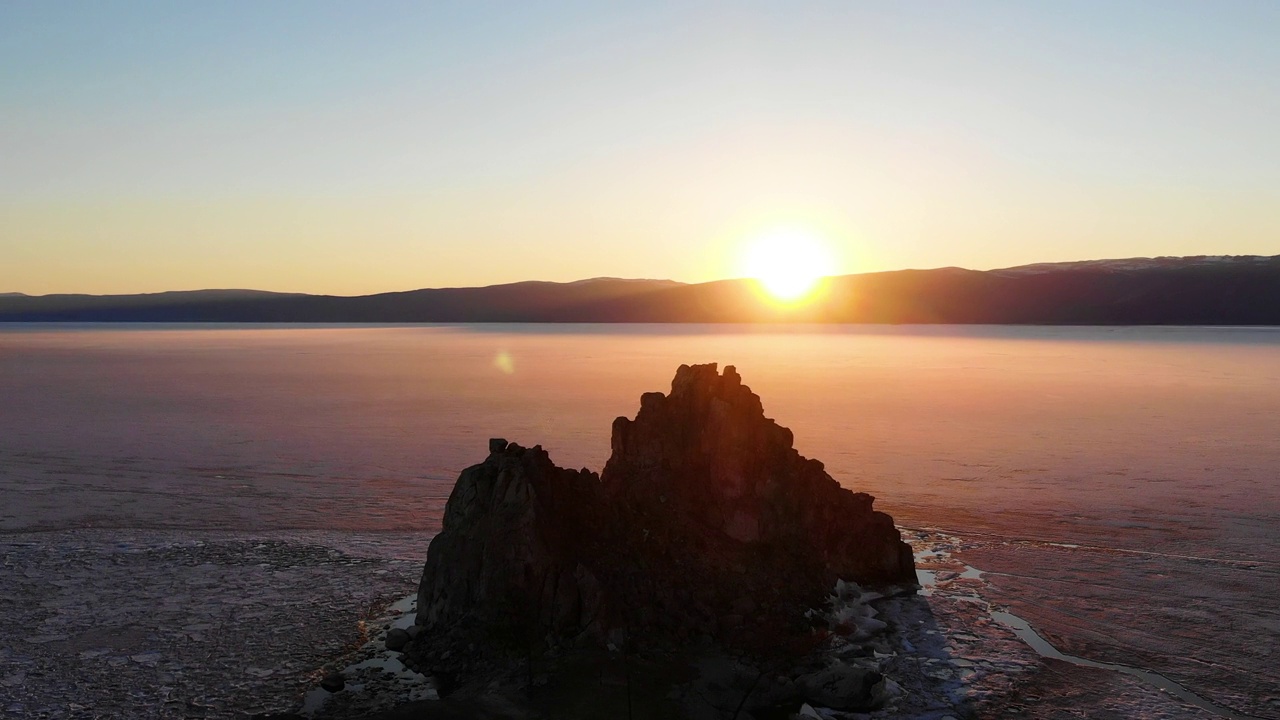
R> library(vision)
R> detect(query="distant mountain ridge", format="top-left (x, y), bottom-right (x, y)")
top-left (3, 255), bottom-right (1279, 325)
top-left (993, 254), bottom-right (1277, 276)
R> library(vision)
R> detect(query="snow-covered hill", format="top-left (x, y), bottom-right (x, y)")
top-left (994, 254), bottom-right (1278, 276)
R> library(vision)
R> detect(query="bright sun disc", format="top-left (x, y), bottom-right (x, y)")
top-left (741, 229), bottom-right (835, 302)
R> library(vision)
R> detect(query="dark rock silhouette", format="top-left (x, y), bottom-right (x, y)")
top-left (415, 363), bottom-right (914, 670)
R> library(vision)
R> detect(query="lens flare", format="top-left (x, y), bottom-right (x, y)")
top-left (493, 350), bottom-right (515, 374)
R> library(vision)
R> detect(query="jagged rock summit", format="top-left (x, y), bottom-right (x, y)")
top-left (415, 363), bottom-right (914, 664)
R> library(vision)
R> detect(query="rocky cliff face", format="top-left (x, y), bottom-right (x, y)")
top-left (415, 364), bottom-right (915, 658)
top-left (416, 440), bottom-right (607, 643)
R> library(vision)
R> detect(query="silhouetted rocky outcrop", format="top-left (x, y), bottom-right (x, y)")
top-left (414, 364), bottom-right (913, 679)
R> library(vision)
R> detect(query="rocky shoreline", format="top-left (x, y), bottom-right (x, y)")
top-left (2, 528), bottom-right (1231, 719)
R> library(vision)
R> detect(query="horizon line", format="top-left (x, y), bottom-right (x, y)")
top-left (4, 253), bottom-right (1276, 299)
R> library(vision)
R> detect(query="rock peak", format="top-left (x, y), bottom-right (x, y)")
top-left (666, 362), bottom-right (754, 410)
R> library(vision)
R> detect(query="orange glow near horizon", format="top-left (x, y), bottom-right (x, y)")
top-left (739, 228), bottom-right (837, 305)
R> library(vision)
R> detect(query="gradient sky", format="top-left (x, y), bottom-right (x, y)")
top-left (3, 1), bottom-right (1278, 295)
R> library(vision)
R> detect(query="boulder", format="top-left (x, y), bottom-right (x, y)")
top-left (320, 672), bottom-right (345, 693)
top-left (796, 665), bottom-right (885, 711)
top-left (385, 627), bottom-right (410, 652)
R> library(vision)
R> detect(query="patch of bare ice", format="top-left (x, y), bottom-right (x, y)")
top-left (0, 529), bottom-right (426, 719)
top-left (904, 528), bottom-right (1256, 719)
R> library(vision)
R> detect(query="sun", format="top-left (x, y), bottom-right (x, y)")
top-left (740, 228), bottom-right (836, 303)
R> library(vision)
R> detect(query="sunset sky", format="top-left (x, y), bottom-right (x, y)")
top-left (3, 1), bottom-right (1278, 296)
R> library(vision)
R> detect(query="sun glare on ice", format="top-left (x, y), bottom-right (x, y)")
top-left (741, 228), bottom-right (836, 303)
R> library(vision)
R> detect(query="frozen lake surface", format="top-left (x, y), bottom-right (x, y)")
top-left (2, 324), bottom-right (1278, 718)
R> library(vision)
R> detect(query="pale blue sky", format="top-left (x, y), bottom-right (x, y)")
top-left (3, 1), bottom-right (1278, 294)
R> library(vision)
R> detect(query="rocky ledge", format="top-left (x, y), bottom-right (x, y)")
top-left (402, 363), bottom-right (917, 718)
